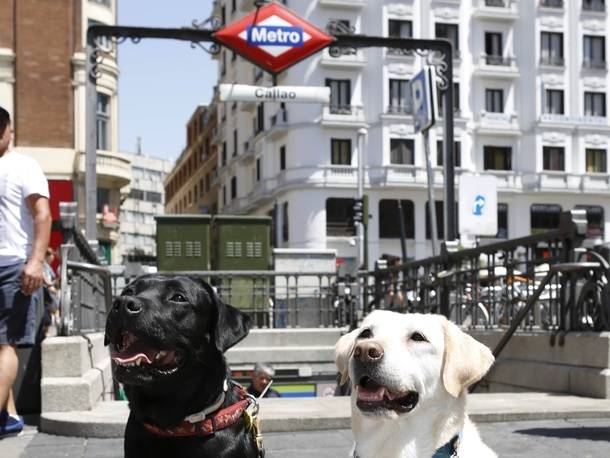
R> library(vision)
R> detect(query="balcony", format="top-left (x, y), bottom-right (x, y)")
top-left (78, 150), bottom-right (131, 188)
top-left (582, 173), bottom-right (610, 191)
top-left (241, 137), bottom-right (257, 163)
top-left (582, 59), bottom-right (607, 70)
top-left (473, 0), bottom-right (519, 20)
top-left (320, 48), bottom-right (366, 69)
top-left (540, 0), bottom-right (564, 7)
top-left (473, 54), bottom-right (519, 78)
top-left (523, 172), bottom-right (584, 192)
top-left (538, 113), bottom-right (610, 129)
top-left (321, 105), bottom-right (366, 128)
top-left (582, 0), bottom-right (606, 13)
top-left (475, 111), bottom-right (520, 136)
top-left (317, 0), bottom-right (366, 9)
top-left (539, 56), bottom-right (565, 67)
top-left (268, 109), bottom-right (289, 140)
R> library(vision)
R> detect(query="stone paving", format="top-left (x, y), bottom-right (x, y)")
top-left (1, 417), bottom-right (609, 457)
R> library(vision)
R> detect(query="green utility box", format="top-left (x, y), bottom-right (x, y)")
top-left (212, 215), bottom-right (272, 271)
top-left (155, 215), bottom-right (211, 271)
top-left (212, 216), bottom-right (272, 320)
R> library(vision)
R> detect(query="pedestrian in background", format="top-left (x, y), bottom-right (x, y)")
top-left (0, 106), bottom-right (52, 438)
top-left (247, 362), bottom-right (281, 398)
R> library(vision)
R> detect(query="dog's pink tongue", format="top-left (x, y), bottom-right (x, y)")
top-left (111, 341), bottom-right (157, 364)
top-left (357, 385), bottom-right (385, 402)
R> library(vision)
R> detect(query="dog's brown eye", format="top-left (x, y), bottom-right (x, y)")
top-left (358, 328), bottom-right (372, 339)
top-left (170, 293), bottom-right (187, 302)
top-left (410, 332), bottom-right (428, 342)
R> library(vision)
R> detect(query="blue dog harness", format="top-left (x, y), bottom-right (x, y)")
top-left (432, 433), bottom-right (461, 458)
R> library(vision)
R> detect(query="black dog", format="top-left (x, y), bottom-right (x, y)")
top-left (105, 275), bottom-right (261, 458)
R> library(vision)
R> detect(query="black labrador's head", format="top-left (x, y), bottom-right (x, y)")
top-left (105, 275), bottom-right (250, 390)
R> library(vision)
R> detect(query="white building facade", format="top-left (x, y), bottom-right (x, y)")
top-left (214, 0), bottom-right (610, 270)
top-left (119, 152), bottom-right (173, 264)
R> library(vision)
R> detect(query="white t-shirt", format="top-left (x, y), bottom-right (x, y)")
top-left (0, 151), bottom-right (50, 266)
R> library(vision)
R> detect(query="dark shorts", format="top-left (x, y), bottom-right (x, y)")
top-left (0, 262), bottom-right (39, 347)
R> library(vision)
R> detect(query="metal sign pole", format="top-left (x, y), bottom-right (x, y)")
top-left (85, 33), bottom-right (97, 242)
top-left (424, 129), bottom-right (438, 256)
top-left (356, 128), bottom-right (366, 271)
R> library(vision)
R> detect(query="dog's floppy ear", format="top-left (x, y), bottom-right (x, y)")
top-left (195, 278), bottom-right (252, 352)
top-left (441, 317), bottom-right (494, 397)
top-left (335, 328), bottom-right (359, 385)
top-left (215, 301), bottom-right (251, 352)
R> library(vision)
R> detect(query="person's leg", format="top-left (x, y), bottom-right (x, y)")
top-left (0, 344), bottom-right (18, 414)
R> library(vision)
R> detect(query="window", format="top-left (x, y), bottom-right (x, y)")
top-left (436, 141), bottom-right (461, 167)
top-left (435, 23), bottom-right (459, 52)
top-left (541, 32), bottom-right (564, 65)
top-left (583, 0), bottom-right (606, 12)
top-left (388, 19), bottom-right (412, 38)
top-left (280, 145), bottom-right (286, 171)
top-left (585, 92), bottom-right (606, 117)
top-left (96, 93), bottom-right (110, 150)
top-left (583, 35), bottom-right (606, 68)
top-left (485, 89), bottom-right (504, 113)
top-left (222, 186), bottom-right (226, 205)
top-left (388, 79), bottom-right (411, 114)
top-left (326, 198), bottom-right (356, 236)
top-left (497, 204), bottom-right (508, 239)
top-left (222, 142), bottom-right (227, 166)
top-left (230, 177), bottom-right (237, 199)
top-left (326, 79), bottom-right (352, 114)
top-left (485, 32), bottom-right (503, 64)
top-left (575, 205), bottom-right (604, 239)
top-left (199, 178), bottom-right (204, 197)
top-left (530, 204), bottom-right (562, 234)
top-left (231, 0), bottom-right (236, 13)
top-left (438, 82), bottom-right (460, 114)
top-left (543, 146), bottom-right (565, 171)
top-left (221, 51), bottom-right (226, 75)
top-left (379, 200), bottom-right (415, 238)
top-left (331, 139), bottom-right (352, 165)
top-left (256, 158), bottom-right (261, 182)
top-left (586, 148), bottom-right (607, 172)
top-left (188, 190), bottom-right (192, 205)
top-left (256, 103), bottom-right (265, 133)
top-left (390, 139), bottom-right (414, 165)
top-left (282, 202), bottom-right (289, 242)
top-left (233, 129), bottom-right (238, 157)
top-left (96, 188), bottom-right (110, 213)
top-left (540, 0), bottom-right (564, 8)
top-left (545, 89), bottom-right (564, 114)
top-left (484, 146), bottom-right (512, 170)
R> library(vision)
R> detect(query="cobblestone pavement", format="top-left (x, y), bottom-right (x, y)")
top-left (1, 418), bottom-right (609, 457)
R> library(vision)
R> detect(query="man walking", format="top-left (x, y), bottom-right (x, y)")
top-left (0, 106), bottom-right (51, 437)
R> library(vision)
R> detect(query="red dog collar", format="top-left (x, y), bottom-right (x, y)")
top-left (143, 384), bottom-right (253, 438)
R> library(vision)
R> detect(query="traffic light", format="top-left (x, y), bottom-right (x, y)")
top-left (352, 195), bottom-right (369, 227)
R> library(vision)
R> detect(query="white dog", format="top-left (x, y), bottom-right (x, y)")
top-left (335, 311), bottom-right (496, 458)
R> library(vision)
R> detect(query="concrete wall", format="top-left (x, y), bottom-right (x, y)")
top-left (41, 333), bottom-right (113, 413)
top-left (471, 330), bottom-right (610, 399)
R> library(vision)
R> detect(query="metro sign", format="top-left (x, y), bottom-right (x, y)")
top-left (213, 2), bottom-right (334, 75)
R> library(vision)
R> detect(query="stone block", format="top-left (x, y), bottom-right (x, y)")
top-left (42, 336), bottom-right (90, 378)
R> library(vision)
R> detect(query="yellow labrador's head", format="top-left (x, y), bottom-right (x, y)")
top-left (335, 311), bottom-right (494, 418)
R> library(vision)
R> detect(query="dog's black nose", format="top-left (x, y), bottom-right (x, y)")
top-left (354, 341), bottom-right (384, 363)
top-left (115, 297), bottom-right (142, 315)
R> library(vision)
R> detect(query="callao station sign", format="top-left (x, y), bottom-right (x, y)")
top-left (213, 1), bottom-right (334, 74)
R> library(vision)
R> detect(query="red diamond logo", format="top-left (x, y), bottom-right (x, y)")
top-left (213, 2), bottom-right (335, 75)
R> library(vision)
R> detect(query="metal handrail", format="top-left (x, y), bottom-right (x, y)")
top-left (470, 261), bottom-right (603, 393)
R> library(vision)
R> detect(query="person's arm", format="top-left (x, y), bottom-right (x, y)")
top-left (21, 194), bottom-right (52, 295)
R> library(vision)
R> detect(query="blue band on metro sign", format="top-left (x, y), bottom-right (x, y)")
top-left (247, 25), bottom-right (304, 47)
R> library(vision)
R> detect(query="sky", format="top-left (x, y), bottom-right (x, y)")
top-left (118, 0), bottom-right (217, 162)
